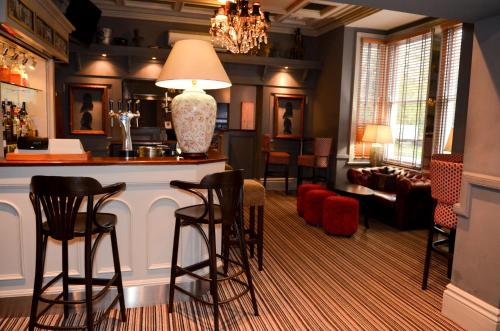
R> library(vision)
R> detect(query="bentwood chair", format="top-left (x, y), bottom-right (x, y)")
top-left (262, 134), bottom-right (291, 194)
top-left (168, 170), bottom-right (259, 331)
top-left (29, 176), bottom-right (127, 331)
top-left (297, 137), bottom-right (333, 186)
top-left (422, 154), bottom-right (463, 290)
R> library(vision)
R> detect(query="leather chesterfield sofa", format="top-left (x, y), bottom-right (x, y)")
top-left (347, 166), bottom-right (433, 229)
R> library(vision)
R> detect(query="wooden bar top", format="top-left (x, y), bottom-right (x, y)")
top-left (0, 152), bottom-right (227, 167)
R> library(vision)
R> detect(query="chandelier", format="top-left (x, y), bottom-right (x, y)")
top-left (210, 1), bottom-right (270, 54)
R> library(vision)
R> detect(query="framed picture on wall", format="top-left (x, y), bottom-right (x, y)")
top-left (69, 84), bottom-right (108, 135)
top-left (273, 94), bottom-right (305, 139)
top-left (241, 101), bottom-right (255, 130)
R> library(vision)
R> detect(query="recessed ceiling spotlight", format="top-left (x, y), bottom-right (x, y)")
top-left (101, 53), bottom-right (107, 57)
top-left (152, 56), bottom-right (157, 60)
top-left (284, 66), bottom-right (289, 70)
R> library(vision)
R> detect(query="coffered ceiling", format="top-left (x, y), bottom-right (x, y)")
top-left (92, 0), bottom-right (380, 36)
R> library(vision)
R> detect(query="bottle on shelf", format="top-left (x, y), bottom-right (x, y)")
top-left (9, 63), bottom-right (21, 85)
top-left (3, 101), bottom-right (13, 143)
top-left (12, 104), bottom-right (20, 139)
top-left (0, 57), bottom-right (10, 82)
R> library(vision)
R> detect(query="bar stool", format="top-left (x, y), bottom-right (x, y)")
top-left (422, 154), bottom-right (463, 290)
top-left (243, 179), bottom-right (265, 271)
top-left (262, 134), bottom-right (291, 194)
top-left (297, 137), bottom-right (333, 186)
top-left (168, 170), bottom-right (259, 331)
top-left (29, 176), bottom-right (127, 331)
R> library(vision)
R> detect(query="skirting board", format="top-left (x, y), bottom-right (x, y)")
top-left (442, 284), bottom-right (500, 331)
top-left (260, 177), bottom-right (296, 191)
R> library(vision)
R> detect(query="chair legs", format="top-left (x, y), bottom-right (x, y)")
top-left (110, 229), bottom-right (127, 321)
top-left (247, 205), bottom-right (264, 271)
top-left (29, 235), bottom-right (47, 331)
top-left (168, 217), bottom-right (181, 313)
top-left (29, 230), bottom-right (126, 330)
top-left (422, 224), bottom-right (456, 290)
top-left (168, 216), bottom-right (259, 330)
top-left (421, 223), bottom-right (434, 290)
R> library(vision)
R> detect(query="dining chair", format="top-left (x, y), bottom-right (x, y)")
top-left (297, 137), bottom-right (333, 186)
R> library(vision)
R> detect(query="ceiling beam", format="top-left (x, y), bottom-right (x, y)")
top-left (275, 0), bottom-right (309, 23)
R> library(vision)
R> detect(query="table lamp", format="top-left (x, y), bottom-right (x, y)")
top-left (156, 39), bottom-right (231, 158)
top-left (362, 124), bottom-right (393, 166)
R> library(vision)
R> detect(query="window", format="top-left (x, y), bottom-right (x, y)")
top-left (385, 32), bottom-right (432, 167)
top-left (352, 39), bottom-right (388, 159)
top-left (433, 24), bottom-right (463, 153)
top-left (352, 32), bottom-right (432, 167)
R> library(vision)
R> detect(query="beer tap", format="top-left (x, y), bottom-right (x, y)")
top-left (109, 99), bottom-right (141, 157)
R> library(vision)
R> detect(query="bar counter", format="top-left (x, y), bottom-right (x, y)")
top-left (0, 153), bottom-right (226, 298)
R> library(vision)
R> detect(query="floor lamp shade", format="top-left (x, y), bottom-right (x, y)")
top-left (156, 39), bottom-right (231, 156)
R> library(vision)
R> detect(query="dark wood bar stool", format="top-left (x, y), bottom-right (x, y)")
top-left (243, 179), bottom-right (265, 270)
top-left (168, 170), bottom-right (259, 331)
top-left (29, 176), bottom-right (127, 331)
top-left (262, 134), bottom-right (291, 194)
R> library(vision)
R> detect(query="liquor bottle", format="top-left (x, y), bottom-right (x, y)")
top-left (12, 104), bottom-right (20, 140)
top-left (19, 102), bottom-right (27, 137)
top-left (3, 102), bottom-right (13, 143)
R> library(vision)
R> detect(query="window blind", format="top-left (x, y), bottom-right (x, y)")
top-left (385, 32), bottom-right (432, 167)
top-left (433, 24), bottom-right (463, 153)
top-left (353, 39), bottom-right (387, 159)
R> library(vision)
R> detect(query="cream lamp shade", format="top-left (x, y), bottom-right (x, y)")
top-left (362, 124), bottom-right (393, 145)
top-left (155, 39), bottom-right (231, 90)
top-left (444, 128), bottom-right (454, 153)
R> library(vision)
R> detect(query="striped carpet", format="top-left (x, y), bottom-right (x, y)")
top-left (0, 191), bottom-right (463, 330)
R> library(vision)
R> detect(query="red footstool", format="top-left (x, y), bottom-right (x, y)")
top-left (297, 184), bottom-right (326, 217)
top-left (323, 196), bottom-right (359, 236)
top-left (303, 190), bottom-right (336, 226)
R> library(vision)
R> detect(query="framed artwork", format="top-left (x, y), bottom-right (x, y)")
top-left (274, 94), bottom-right (305, 138)
top-left (241, 101), bottom-right (255, 130)
top-left (69, 84), bottom-right (108, 135)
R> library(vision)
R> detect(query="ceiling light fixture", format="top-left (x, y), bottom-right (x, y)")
top-left (210, 1), bottom-right (270, 54)
top-left (152, 56), bottom-right (157, 60)
top-left (101, 53), bottom-right (107, 57)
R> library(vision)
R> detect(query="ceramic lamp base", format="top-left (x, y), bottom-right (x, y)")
top-left (369, 144), bottom-right (384, 166)
top-left (171, 86), bottom-right (216, 155)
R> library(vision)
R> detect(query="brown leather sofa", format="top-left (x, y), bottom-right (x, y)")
top-left (347, 166), bottom-right (433, 229)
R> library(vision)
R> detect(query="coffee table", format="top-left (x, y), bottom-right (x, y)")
top-left (330, 183), bottom-right (374, 229)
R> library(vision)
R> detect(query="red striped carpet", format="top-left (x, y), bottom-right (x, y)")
top-left (0, 191), bottom-right (463, 330)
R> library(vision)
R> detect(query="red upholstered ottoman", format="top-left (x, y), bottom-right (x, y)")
top-left (303, 190), bottom-right (336, 226)
top-left (323, 196), bottom-right (359, 236)
top-left (297, 184), bottom-right (326, 217)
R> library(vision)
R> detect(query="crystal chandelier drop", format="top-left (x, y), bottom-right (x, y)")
top-left (210, 1), bottom-right (271, 54)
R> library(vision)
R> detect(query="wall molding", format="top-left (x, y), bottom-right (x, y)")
top-left (442, 284), bottom-right (500, 331)
top-left (454, 171), bottom-right (500, 219)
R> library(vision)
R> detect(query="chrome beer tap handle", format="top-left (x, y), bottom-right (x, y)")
top-left (109, 100), bottom-right (115, 127)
